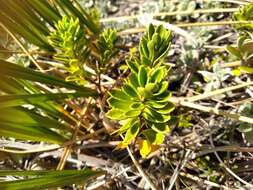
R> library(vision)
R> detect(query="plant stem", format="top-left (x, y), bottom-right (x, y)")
top-left (185, 81), bottom-right (253, 102)
top-left (195, 145), bottom-right (253, 158)
top-left (170, 98), bottom-right (253, 124)
top-left (204, 0), bottom-right (248, 5)
top-left (177, 20), bottom-right (253, 27)
top-left (119, 21), bottom-right (253, 35)
top-left (126, 145), bottom-right (159, 190)
top-left (221, 60), bottom-right (242, 67)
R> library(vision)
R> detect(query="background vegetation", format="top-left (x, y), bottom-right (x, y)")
top-left (1, 0), bottom-right (253, 189)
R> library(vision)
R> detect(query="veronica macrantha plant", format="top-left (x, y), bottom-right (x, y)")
top-left (106, 24), bottom-right (175, 157)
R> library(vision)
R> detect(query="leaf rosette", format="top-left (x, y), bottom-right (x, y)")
top-left (106, 24), bottom-right (174, 157)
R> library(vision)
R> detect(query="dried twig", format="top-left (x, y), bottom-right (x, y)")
top-left (185, 81), bottom-right (253, 102)
top-left (126, 146), bottom-right (159, 190)
top-left (168, 149), bottom-right (193, 190)
top-left (209, 134), bottom-right (253, 188)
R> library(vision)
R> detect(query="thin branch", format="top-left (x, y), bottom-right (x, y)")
top-left (0, 50), bottom-right (50, 55)
top-left (180, 172), bottom-right (234, 190)
top-left (203, 0), bottom-right (248, 5)
top-left (176, 20), bottom-right (253, 27)
top-left (209, 134), bottom-right (253, 188)
top-left (221, 61), bottom-right (242, 68)
top-left (170, 98), bottom-right (253, 124)
top-left (185, 81), bottom-right (253, 102)
top-left (126, 146), bottom-right (159, 190)
top-left (194, 145), bottom-right (253, 158)
top-left (168, 149), bottom-right (192, 190)
top-left (118, 21), bottom-right (253, 35)
top-left (0, 128), bottom-right (106, 154)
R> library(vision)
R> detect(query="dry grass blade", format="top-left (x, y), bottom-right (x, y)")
top-left (126, 146), bottom-right (159, 190)
top-left (0, 128), bottom-right (107, 154)
top-left (100, 8), bottom-right (239, 23)
top-left (186, 81), bottom-right (253, 102)
top-left (209, 134), bottom-right (253, 188)
top-left (195, 145), bottom-right (253, 158)
top-left (119, 21), bottom-right (253, 35)
top-left (168, 149), bottom-right (192, 190)
top-left (170, 98), bottom-right (253, 124)
top-left (179, 172), bottom-right (234, 190)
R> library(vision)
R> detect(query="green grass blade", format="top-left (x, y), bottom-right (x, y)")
top-left (1, 1), bottom-right (50, 37)
top-left (0, 107), bottom-right (68, 130)
top-left (55, 0), bottom-right (99, 33)
top-left (0, 59), bottom-right (97, 94)
top-left (0, 121), bottom-right (67, 144)
top-left (26, 0), bottom-right (61, 27)
top-left (0, 92), bottom-right (95, 108)
top-left (0, 106), bottom-right (70, 143)
top-left (0, 169), bottom-right (103, 190)
top-left (0, 13), bottom-right (51, 50)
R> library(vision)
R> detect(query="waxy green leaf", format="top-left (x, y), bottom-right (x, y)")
top-left (0, 169), bottom-right (103, 190)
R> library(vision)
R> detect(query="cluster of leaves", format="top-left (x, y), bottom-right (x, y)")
top-left (139, 24), bottom-right (172, 66)
top-left (48, 15), bottom-right (118, 84)
top-left (229, 3), bottom-right (253, 143)
top-left (198, 63), bottom-right (231, 92)
top-left (0, 58), bottom-right (100, 188)
top-left (238, 103), bottom-right (253, 143)
top-left (233, 3), bottom-right (253, 33)
top-left (226, 3), bottom-right (253, 78)
top-left (96, 28), bottom-right (118, 70)
top-left (107, 24), bottom-right (175, 157)
top-left (178, 114), bottom-right (193, 128)
top-left (0, 0), bottom-right (119, 188)
top-left (226, 34), bottom-right (253, 75)
top-left (0, 169), bottom-right (102, 190)
top-left (48, 16), bottom-right (88, 83)
top-left (196, 157), bottom-right (219, 183)
top-left (0, 0), bottom-right (119, 147)
top-left (0, 59), bottom-right (98, 144)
